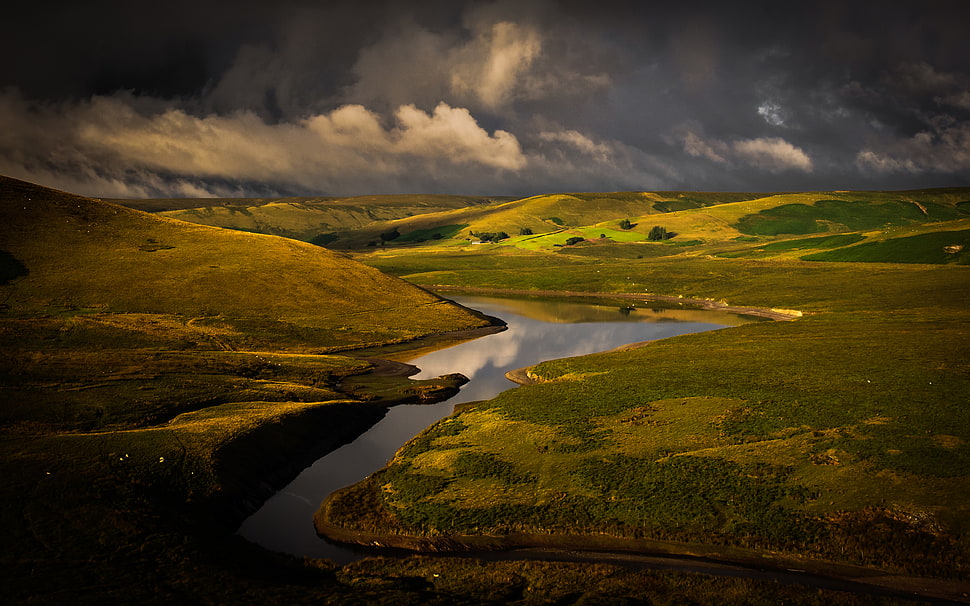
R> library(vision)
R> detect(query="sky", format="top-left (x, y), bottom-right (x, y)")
top-left (2, 0), bottom-right (969, 198)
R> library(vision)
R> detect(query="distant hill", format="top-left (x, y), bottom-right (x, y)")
top-left (111, 194), bottom-right (515, 242)
top-left (235, 191), bottom-right (768, 249)
top-left (0, 176), bottom-right (492, 351)
top-left (108, 186), bottom-right (970, 264)
top-left (340, 188), bottom-right (970, 265)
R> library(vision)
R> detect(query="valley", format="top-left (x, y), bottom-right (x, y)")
top-left (3, 176), bottom-right (969, 604)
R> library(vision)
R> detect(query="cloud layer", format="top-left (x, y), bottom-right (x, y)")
top-left (1, 0), bottom-right (968, 197)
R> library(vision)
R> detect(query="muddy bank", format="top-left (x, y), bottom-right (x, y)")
top-left (214, 400), bottom-right (390, 529)
top-left (214, 329), bottom-right (490, 530)
top-left (315, 504), bottom-right (970, 604)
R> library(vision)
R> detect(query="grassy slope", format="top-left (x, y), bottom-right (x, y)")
top-left (116, 194), bottom-right (513, 241)
top-left (0, 177), bottom-right (501, 604)
top-left (1, 177), bottom-right (490, 348)
top-left (5, 179), bottom-right (968, 604)
top-left (324, 194), bottom-right (970, 582)
top-left (226, 191), bottom-right (766, 249)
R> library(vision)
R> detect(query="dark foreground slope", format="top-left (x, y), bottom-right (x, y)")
top-left (0, 177), bottom-right (496, 604)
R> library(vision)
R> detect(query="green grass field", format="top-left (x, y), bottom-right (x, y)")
top-left (322, 195), bottom-right (970, 583)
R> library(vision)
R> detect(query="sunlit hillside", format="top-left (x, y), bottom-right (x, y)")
top-left (1, 177), bottom-right (491, 350)
top-left (335, 188), bottom-right (970, 266)
top-left (149, 187), bottom-right (968, 263)
top-left (0, 176), bottom-right (495, 604)
top-left (112, 194), bottom-right (513, 243)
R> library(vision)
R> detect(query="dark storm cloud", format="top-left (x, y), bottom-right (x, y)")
top-left (1, 0), bottom-right (968, 197)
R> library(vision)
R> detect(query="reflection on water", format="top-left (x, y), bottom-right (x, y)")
top-left (409, 296), bottom-right (735, 404)
top-left (237, 294), bottom-right (755, 562)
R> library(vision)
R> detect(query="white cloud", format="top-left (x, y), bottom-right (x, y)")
top-left (393, 103), bottom-right (525, 169)
top-left (732, 137), bottom-right (813, 172)
top-left (529, 127), bottom-right (677, 191)
top-left (674, 125), bottom-right (812, 173)
top-left (449, 21), bottom-right (542, 110)
top-left (342, 4), bottom-right (611, 116)
top-left (680, 129), bottom-right (729, 164)
top-left (537, 130), bottom-right (615, 164)
top-left (757, 101), bottom-right (786, 127)
top-left (856, 121), bottom-right (970, 174)
top-left (0, 90), bottom-right (527, 197)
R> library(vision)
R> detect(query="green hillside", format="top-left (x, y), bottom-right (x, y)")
top-left (132, 188), bottom-right (970, 262)
top-left (1, 177), bottom-right (490, 349)
top-left (308, 191), bottom-right (763, 249)
top-left (0, 177), bottom-right (503, 603)
top-left (335, 188), bottom-right (970, 268)
top-left (6, 178), bottom-right (970, 604)
top-left (112, 194), bottom-right (512, 242)
top-left (318, 189), bottom-right (970, 588)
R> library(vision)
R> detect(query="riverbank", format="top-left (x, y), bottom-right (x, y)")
top-left (315, 498), bottom-right (970, 604)
top-left (429, 285), bottom-right (803, 321)
top-left (314, 271), bottom-right (970, 600)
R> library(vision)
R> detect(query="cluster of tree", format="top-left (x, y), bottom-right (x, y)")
top-left (564, 236), bottom-right (586, 246)
top-left (379, 227), bottom-right (400, 243)
top-left (619, 219), bottom-right (634, 230)
top-left (648, 225), bottom-right (677, 241)
top-left (519, 227), bottom-right (534, 235)
top-left (470, 231), bottom-right (510, 242)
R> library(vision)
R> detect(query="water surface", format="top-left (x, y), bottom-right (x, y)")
top-left (238, 294), bottom-right (756, 562)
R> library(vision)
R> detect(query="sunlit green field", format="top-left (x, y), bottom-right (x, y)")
top-left (324, 203), bottom-right (970, 580)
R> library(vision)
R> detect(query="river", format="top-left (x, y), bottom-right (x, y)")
top-left (237, 294), bottom-right (759, 563)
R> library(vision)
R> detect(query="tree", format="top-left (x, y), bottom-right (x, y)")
top-left (471, 231), bottom-right (510, 243)
top-left (565, 236), bottom-right (585, 246)
top-left (519, 227), bottom-right (533, 236)
top-left (647, 226), bottom-right (668, 241)
top-left (619, 219), bottom-right (632, 230)
top-left (380, 227), bottom-right (400, 243)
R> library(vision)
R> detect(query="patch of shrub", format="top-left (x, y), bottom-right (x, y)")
top-left (309, 232), bottom-right (338, 246)
top-left (733, 199), bottom-right (962, 237)
top-left (574, 455), bottom-right (817, 542)
top-left (453, 452), bottom-right (537, 484)
top-left (0, 250), bottom-right (28, 285)
top-left (470, 231), bottom-right (510, 243)
top-left (802, 229), bottom-right (970, 264)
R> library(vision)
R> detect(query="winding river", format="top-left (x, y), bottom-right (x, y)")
top-left (238, 294), bottom-right (759, 564)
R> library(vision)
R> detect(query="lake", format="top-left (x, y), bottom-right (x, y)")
top-left (237, 294), bottom-right (760, 563)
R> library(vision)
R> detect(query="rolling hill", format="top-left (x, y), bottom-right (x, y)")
top-left (314, 188), bottom-right (970, 594)
top-left (112, 193), bottom-right (514, 242)
top-left (0, 176), bottom-right (502, 604)
top-left (1, 176), bottom-right (492, 350)
top-left (332, 188), bottom-right (970, 266)
top-left (147, 187), bottom-right (969, 265)
top-left (6, 178), bottom-right (970, 603)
